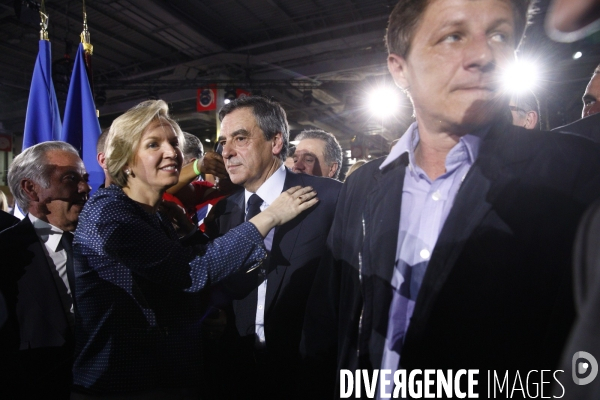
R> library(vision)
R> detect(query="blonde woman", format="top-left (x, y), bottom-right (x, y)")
top-left (72, 100), bottom-right (317, 397)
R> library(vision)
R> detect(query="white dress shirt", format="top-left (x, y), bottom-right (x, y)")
top-left (28, 214), bottom-right (74, 326)
top-left (244, 163), bottom-right (286, 347)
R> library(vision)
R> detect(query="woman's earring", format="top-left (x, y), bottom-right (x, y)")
top-left (125, 169), bottom-right (131, 176)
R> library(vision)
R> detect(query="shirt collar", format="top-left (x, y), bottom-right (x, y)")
top-left (380, 122), bottom-right (489, 171)
top-left (245, 163), bottom-right (286, 209)
top-left (28, 213), bottom-right (64, 252)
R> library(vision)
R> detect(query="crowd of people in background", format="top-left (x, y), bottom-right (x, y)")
top-left (2, 0), bottom-right (600, 399)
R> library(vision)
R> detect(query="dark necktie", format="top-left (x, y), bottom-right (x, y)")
top-left (60, 232), bottom-right (76, 303)
top-left (246, 193), bottom-right (264, 222)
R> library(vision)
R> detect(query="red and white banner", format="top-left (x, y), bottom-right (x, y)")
top-left (197, 85), bottom-right (217, 112)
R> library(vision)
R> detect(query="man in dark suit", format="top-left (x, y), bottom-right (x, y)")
top-left (207, 96), bottom-right (341, 399)
top-left (302, 0), bottom-right (600, 397)
top-left (552, 65), bottom-right (600, 142)
top-left (0, 141), bottom-right (90, 399)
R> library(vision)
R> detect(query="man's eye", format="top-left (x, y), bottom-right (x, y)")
top-left (442, 34), bottom-right (461, 43)
top-left (490, 32), bottom-right (508, 43)
top-left (235, 137), bottom-right (247, 142)
top-left (584, 99), bottom-right (596, 106)
top-left (305, 158), bottom-right (315, 163)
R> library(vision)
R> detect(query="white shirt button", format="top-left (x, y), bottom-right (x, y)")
top-left (258, 305), bottom-right (263, 310)
top-left (432, 191), bottom-right (441, 201)
top-left (420, 249), bottom-right (431, 260)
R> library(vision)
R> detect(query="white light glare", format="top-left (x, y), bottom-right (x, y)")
top-left (224, 99), bottom-right (231, 104)
top-left (502, 60), bottom-right (538, 94)
top-left (368, 87), bottom-right (400, 118)
top-left (204, 138), bottom-right (211, 143)
top-left (573, 51), bottom-right (583, 60)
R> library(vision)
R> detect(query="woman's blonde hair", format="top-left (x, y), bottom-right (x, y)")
top-left (0, 191), bottom-right (8, 212)
top-left (105, 100), bottom-right (184, 187)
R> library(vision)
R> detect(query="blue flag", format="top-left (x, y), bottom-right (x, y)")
top-left (62, 43), bottom-right (103, 195)
top-left (23, 40), bottom-right (62, 150)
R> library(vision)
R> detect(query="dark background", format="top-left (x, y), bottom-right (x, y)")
top-left (0, 0), bottom-right (598, 161)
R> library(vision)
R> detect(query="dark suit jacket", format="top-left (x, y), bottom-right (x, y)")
top-left (553, 199), bottom-right (600, 399)
top-left (0, 217), bottom-right (74, 399)
top-left (209, 168), bottom-right (341, 397)
top-left (303, 121), bottom-right (600, 397)
top-left (0, 209), bottom-right (18, 232)
top-left (552, 113), bottom-right (600, 142)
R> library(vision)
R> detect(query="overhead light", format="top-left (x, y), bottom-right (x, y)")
top-left (573, 51), bottom-right (583, 60)
top-left (368, 87), bottom-right (400, 118)
top-left (502, 60), bottom-right (538, 94)
top-left (224, 87), bottom-right (236, 104)
top-left (204, 138), bottom-right (211, 143)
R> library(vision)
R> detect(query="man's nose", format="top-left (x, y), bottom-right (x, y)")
top-left (293, 160), bottom-right (304, 172)
top-left (80, 179), bottom-right (92, 194)
top-left (221, 141), bottom-right (235, 159)
top-left (463, 35), bottom-right (495, 71)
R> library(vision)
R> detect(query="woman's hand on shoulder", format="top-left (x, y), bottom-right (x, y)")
top-left (249, 186), bottom-right (318, 237)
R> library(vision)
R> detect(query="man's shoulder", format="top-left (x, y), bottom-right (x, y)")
top-left (0, 218), bottom-right (40, 273)
top-left (291, 173), bottom-right (342, 192)
top-left (343, 157), bottom-right (388, 188)
top-left (493, 124), bottom-right (600, 165)
top-left (551, 114), bottom-right (600, 142)
top-left (0, 210), bottom-right (18, 231)
top-left (0, 217), bottom-right (34, 243)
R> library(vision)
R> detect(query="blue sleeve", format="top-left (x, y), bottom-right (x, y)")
top-left (81, 195), bottom-right (266, 292)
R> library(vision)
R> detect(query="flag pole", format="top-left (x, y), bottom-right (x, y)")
top-left (61, 0), bottom-right (103, 194)
top-left (81, 0), bottom-right (95, 103)
top-left (22, 0), bottom-right (62, 151)
top-left (39, 0), bottom-right (49, 41)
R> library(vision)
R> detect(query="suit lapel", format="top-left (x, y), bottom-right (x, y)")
top-left (16, 218), bottom-right (71, 339)
top-left (220, 189), bottom-right (245, 231)
top-left (265, 169), bottom-right (304, 311)
top-left (363, 156), bottom-right (408, 284)
top-left (360, 156), bottom-right (407, 364)
top-left (407, 122), bottom-right (526, 338)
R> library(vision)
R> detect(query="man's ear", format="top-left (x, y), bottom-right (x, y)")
top-left (272, 132), bottom-right (284, 156)
top-left (388, 53), bottom-right (410, 90)
top-left (524, 111), bottom-right (539, 130)
top-left (97, 152), bottom-right (107, 170)
top-left (21, 179), bottom-right (39, 202)
top-left (327, 162), bottom-right (339, 178)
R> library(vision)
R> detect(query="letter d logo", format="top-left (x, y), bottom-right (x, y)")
top-left (572, 351), bottom-right (599, 385)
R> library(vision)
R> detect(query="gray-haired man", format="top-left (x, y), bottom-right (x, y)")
top-left (0, 141), bottom-right (90, 399)
top-left (292, 129), bottom-right (343, 180)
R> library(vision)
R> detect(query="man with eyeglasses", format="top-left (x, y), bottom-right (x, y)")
top-left (509, 90), bottom-right (540, 130)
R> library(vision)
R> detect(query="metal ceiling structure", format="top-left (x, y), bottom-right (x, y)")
top-left (0, 0), bottom-right (599, 158)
